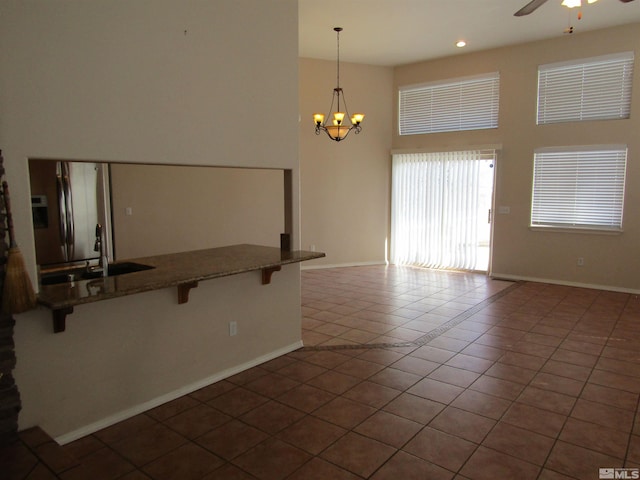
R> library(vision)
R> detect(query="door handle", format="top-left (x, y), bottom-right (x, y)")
top-left (56, 173), bottom-right (67, 247)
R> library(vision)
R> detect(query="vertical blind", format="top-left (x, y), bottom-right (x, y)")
top-left (531, 146), bottom-right (627, 231)
top-left (537, 52), bottom-right (634, 125)
top-left (391, 150), bottom-right (495, 271)
top-left (399, 72), bottom-right (500, 135)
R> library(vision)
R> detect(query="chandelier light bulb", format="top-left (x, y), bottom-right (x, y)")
top-left (351, 113), bottom-right (365, 125)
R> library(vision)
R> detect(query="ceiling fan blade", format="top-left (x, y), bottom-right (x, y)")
top-left (619, 0), bottom-right (635, 3)
top-left (515, 0), bottom-right (550, 16)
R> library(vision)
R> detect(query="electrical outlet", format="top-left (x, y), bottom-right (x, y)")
top-left (310, 245), bottom-right (316, 252)
top-left (229, 321), bottom-right (237, 336)
top-left (577, 257), bottom-right (584, 267)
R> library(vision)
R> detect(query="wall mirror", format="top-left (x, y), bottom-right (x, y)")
top-left (28, 159), bottom-right (286, 271)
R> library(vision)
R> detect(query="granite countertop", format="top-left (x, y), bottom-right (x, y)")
top-left (37, 244), bottom-right (325, 312)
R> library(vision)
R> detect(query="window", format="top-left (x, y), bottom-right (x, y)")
top-left (531, 146), bottom-right (627, 231)
top-left (391, 149), bottom-right (496, 271)
top-left (398, 72), bottom-right (500, 135)
top-left (537, 52), bottom-right (634, 125)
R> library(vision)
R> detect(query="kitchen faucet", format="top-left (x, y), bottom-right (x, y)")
top-left (87, 223), bottom-right (108, 277)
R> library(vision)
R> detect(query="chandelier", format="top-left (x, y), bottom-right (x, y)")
top-left (313, 27), bottom-right (364, 142)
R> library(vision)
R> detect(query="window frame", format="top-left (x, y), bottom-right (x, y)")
top-left (536, 52), bottom-right (634, 125)
top-left (398, 72), bottom-right (500, 136)
top-left (530, 145), bottom-right (628, 233)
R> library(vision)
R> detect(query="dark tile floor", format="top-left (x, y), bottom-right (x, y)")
top-left (4, 265), bottom-right (640, 479)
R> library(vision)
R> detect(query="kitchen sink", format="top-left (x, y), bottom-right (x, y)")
top-left (40, 262), bottom-right (155, 286)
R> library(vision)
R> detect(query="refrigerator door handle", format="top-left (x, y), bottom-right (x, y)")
top-left (56, 169), bottom-right (69, 261)
top-left (62, 162), bottom-right (75, 259)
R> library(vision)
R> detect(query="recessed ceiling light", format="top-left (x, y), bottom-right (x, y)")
top-left (456, 40), bottom-right (467, 48)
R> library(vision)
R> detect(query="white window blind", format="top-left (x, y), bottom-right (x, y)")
top-left (391, 149), bottom-right (496, 271)
top-left (531, 146), bottom-right (627, 231)
top-left (399, 72), bottom-right (500, 135)
top-left (537, 52), bottom-right (634, 125)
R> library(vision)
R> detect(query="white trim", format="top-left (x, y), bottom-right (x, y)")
top-left (398, 71), bottom-right (500, 92)
top-left (54, 340), bottom-right (303, 445)
top-left (529, 225), bottom-right (623, 235)
top-left (534, 144), bottom-right (627, 154)
top-left (490, 272), bottom-right (640, 295)
top-left (391, 144), bottom-right (503, 156)
top-left (301, 261), bottom-right (386, 271)
top-left (538, 51), bottom-right (634, 72)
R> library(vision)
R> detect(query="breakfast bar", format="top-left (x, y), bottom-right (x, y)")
top-left (37, 244), bottom-right (325, 333)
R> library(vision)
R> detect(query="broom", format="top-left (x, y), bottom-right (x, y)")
top-left (2, 180), bottom-right (37, 314)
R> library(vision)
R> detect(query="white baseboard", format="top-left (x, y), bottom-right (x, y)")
top-left (54, 340), bottom-right (304, 445)
top-left (491, 272), bottom-right (640, 295)
top-left (301, 261), bottom-right (386, 270)
top-left (302, 264), bottom-right (640, 295)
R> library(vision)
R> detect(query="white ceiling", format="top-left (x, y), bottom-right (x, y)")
top-left (299, 0), bottom-right (640, 67)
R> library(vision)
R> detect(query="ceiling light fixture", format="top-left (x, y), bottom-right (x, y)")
top-left (516, 0), bottom-right (634, 17)
top-left (561, 0), bottom-right (598, 8)
top-left (313, 27), bottom-right (364, 142)
top-left (456, 40), bottom-right (467, 48)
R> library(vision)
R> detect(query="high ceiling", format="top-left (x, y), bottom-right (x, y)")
top-left (299, 0), bottom-right (640, 67)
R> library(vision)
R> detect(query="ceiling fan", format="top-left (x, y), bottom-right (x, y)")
top-left (515, 0), bottom-right (635, 17)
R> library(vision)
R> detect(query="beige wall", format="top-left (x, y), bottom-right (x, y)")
top-left (299, 58), bottom-right (394, 267)
top-left (6, 2), bottom-right (639, 442)
top-left (110, 164), bottom-right (284, 259)
top-left (1, 0), bottom-right (300, 440)
top-left (393, 23), bottom-right (640, 292)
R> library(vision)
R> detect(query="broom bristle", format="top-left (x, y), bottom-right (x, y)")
top-left (3, 247), bottom-right (37, 314)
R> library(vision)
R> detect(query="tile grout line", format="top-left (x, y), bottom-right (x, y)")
top-left (534, 289), bottom-right (619, 480)
top-left (615, 293), bottom-right (640, 469)
top-left (467, 285), bottom-right (598, 480)
top-left (457, 286), bottom-right (635, 480)
top-left (296, 282), bottom-right (541, 478)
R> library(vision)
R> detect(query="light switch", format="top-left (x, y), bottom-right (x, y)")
top-left (498, 206), bottom-right (511, 214)
top-left (125, 207), bottom-right (133, 216)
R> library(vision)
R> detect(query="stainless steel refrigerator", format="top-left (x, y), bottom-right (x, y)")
top-left (29, 159), bottom-right (112, 267)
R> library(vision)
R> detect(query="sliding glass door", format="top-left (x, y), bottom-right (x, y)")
top-left (390, 150), bottom-right (496, 272)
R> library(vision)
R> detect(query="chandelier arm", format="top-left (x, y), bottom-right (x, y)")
top-left (323, 90), bottom-right (338, 127)
top-left (340, 91), bottom-right (353, 125)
